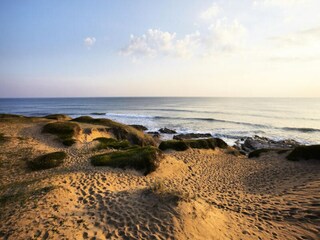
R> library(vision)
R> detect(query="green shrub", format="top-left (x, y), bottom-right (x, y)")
top-left (27, 152), bottom-right (67, 170)
top-left (42, 122), bottom-right (80, 146)
top-left (0, 113), bottom-right (24, 118)
top-left (94, 137), bottom-right (131, 150)
top-left (184, 139), bottom-right (216, 149)
top-left (286, 145), bottom-right (320, 161)
top-left (72, 116), bottom-right (155, 146)
top-left (90, 146), bottom-right (162, 174)
top-left (158, 140), bottom-right (189, 151)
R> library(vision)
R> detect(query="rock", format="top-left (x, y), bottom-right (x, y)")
top-left (286, 145), bottom-right (320, 161)
top-left (129, 125), bottom-right (148, 131)
top-left (173, 133), bottom-right (212, 140)
top-left (236, 135), bottom-right (300, 153)
top-left (159, 128), bottom-right (177, 134)
top-left (159, 138), bottom-right (229, 151)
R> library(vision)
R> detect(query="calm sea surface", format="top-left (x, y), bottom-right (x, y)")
top-left (1, 97), bottom-right (320, 145)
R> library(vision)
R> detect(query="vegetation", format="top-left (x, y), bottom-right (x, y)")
top-left (286, 145), bottom-right (320, 161)
top-left (159, 140), bottom-right (189, 151)
top-left (27, 152), bottom-right (67, 170)
top-left (0, 113), bottom-right (24, 118)
top-left (42, 122), bottom-right (80, 146)
top-left (94, 137), bottom-right (131, 150)
top-left (90, 146), bottom-right (162, 174)
top-left (44, 114), bottom-right (71, 121)
top-left (72, 116), bottom-right (155, 146)
top-left (0, 133), bottom-right (8, 144)
top-left (159, 138), bottom-right (228, 151)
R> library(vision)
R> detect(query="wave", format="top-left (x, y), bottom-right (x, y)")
top-left (154, 116), bottom-right (268, 128)
top-left (282, 127), bottom-right (320, 133)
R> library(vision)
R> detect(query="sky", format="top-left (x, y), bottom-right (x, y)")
top-left (0, 0), bottom-right (320, 97)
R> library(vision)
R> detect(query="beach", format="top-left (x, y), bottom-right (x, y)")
top-left (0, 114), bottom-right (319, 240)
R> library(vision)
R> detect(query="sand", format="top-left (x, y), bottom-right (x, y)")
top-left (0, 119), bottom-right (319, 240)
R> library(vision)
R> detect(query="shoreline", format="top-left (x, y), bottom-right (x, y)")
top-left (0, 113), bottom-right (319, 239)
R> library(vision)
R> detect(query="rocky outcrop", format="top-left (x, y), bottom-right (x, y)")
top-left (173, 133), bottom-right (212, 140)
top-left (235, 135), bottom-right (300, 153)
top-left (159, 128), bottom-right (177, 134)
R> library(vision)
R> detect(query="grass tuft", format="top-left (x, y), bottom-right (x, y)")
top-left (27, 152), bottom-right (67, 170)
top-left (90, 146), bottom-right (162, 174)
top-left (159, 140), bottom-right (189, 151)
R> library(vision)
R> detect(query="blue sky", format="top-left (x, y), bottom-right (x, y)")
top-left (1, 0), bottom-right (320, 97)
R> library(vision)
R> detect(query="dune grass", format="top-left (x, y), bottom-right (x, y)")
top-left (90, 146), bottom-right (162, 174)
top-left (42, 122), bottom-right (80, 146)
top-left (27, 152), bottom-right (67, 171)
top-left (94, 137), bottom-right (131, 150)
top-left (72, 116), bottom-right (155, 146)
top-left (287, 145), bottom-right (320, 161)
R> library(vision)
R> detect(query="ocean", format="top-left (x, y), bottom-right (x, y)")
top-left (1, 97), bottom-right (320, 145)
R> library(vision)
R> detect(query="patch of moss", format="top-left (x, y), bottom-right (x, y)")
top-left (42, 122), bottom-right (80, 146)
top-left (158, 140), bottom-right (189, 151)
top-left (27, 152), bottom-right (67, 170)
top-left (286, 145), bottom-right (320, 161)
top-left (90, 146), bottom-right (162, 174)
top-left (44, 114), bottom-right (71, 121)
top-left (94, 137), bottom-right (131, 150)
top-left (72, 116), bottom-right (155, 146)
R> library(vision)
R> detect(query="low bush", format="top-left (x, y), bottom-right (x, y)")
top-left (27, 152), bottom-right (67, 170)
top-left (42, 122), bottom-right (80, 146)
top-left (90, 146), bottom-right (162, 174)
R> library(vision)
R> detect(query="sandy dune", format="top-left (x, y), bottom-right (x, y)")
top-left (0, 119), bottom-right (319, 240)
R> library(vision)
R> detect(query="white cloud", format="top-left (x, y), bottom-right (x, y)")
top-left (268, 26), bottom-right (320, 61)
top-left (120, 29), bottom-right (200, 59)
top-left (120, 19), bottom-right (247, 59)
top-left (253, 0), bottom-right (312, 7)
top-left (84, 37), bottom-right (96, 48)
top-left (200, 3), bottom-right (220, 20)
top-left (206, 19), bottom-right (247, 53)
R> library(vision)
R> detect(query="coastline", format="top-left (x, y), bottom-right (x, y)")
top-left (0, 114), bottom-right (319, 239)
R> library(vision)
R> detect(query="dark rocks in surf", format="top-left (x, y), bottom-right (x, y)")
top-left (129, 125), bottom-right (148, 131)
top-left (159, 128), bottom-right (177, 134)
top-left (173, 133), bottom-right (212, 140)
top-left (235, 135), bottom-right (300, 153)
